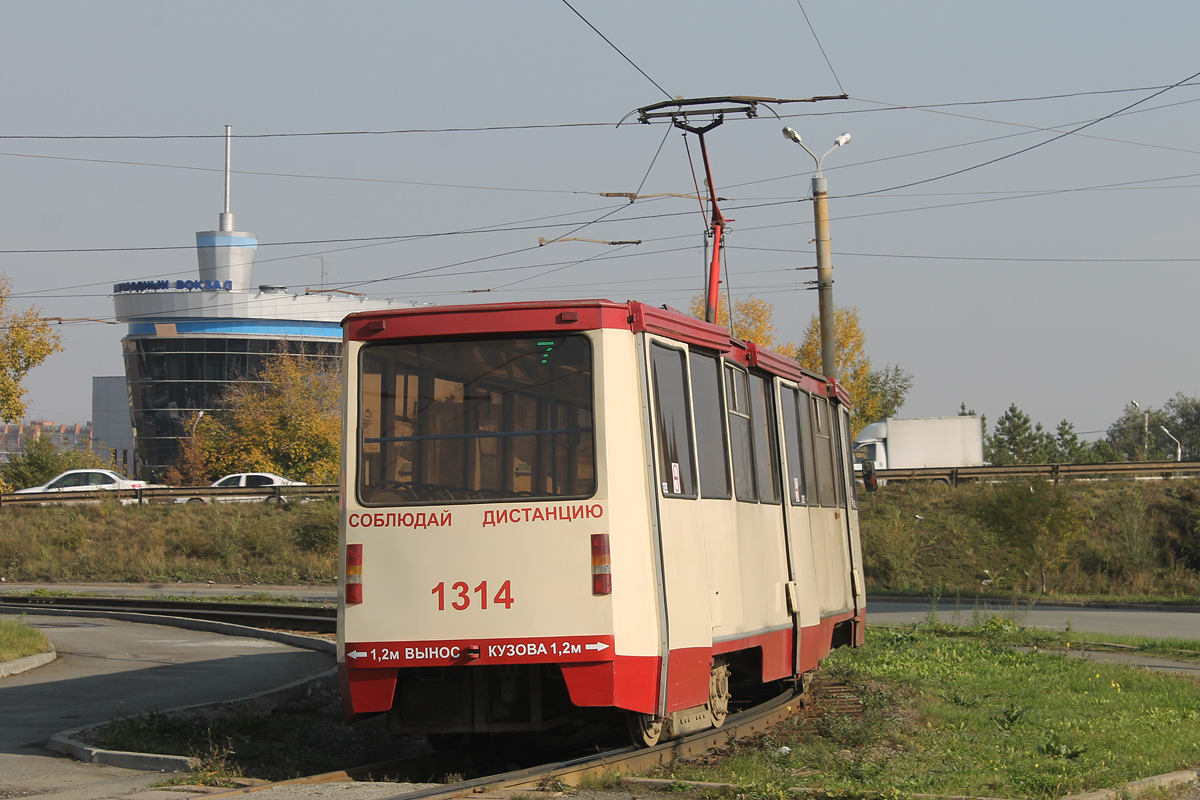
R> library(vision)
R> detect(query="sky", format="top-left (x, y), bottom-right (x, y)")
top-left (2, 1), bottom-right (1199, 442)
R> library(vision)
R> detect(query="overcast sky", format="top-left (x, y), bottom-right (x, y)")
top-left (3, 1), bottom-right (1198, 440)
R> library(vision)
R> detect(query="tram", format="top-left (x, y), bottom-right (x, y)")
top-left (337, 299), bottom-right (865, 746)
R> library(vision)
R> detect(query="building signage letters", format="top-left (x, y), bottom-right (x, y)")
top-left (114, 280), bottom-right (234, 294)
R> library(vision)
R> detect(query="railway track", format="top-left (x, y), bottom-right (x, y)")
top-left (196, 676), bottom-right (861, 800)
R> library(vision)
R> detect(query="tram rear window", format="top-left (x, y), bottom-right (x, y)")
top-left (358, 336), bottom-right (595, 505)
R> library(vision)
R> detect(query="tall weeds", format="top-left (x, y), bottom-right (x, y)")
top-left (0, 501), bottom-right (337, 584)
top-left (858, 479), bottom-right (1200, 599)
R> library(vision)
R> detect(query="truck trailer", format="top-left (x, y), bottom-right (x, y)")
top-left (853, 416), bottom-right (984, 472)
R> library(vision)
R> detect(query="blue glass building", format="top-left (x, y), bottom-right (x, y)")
top-left (113, 208), bottom-right (412, 475)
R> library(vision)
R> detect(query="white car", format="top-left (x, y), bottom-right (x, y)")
top-left (175, 472), bottom-right (307, 504)
top-left (14, 469), bottom-right (154, 494)
top-left (12, 469), bottom-right (158, 504)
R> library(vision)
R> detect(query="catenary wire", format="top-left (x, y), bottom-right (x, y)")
top-left (794, 0), bottom-right (846, 96)
top-left (2, 92), bottom-right (1196, 204)
top-left (845, 68), bottom-right (1200, 198)
top-left (559, 0), bottom-right (673, 101)
top-left (0, 81), bottom-right (1195, 141)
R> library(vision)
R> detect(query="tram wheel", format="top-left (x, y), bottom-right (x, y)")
top-left (627, 712), bottom-right (664, 748)
top-left (708, 657), bottom-right (731, 727)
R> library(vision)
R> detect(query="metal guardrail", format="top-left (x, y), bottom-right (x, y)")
top-left (877, 460), bottom-right (1200, 486)
top-left (0, 484), bottom-right (339, 506)
top-left (0, 595), bottom-right (337, 631)
top-left (4, 461), bottom-right (1199, 503)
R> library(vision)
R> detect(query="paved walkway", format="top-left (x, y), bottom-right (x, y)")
top-left (0, 611), bottom-right (333, 800)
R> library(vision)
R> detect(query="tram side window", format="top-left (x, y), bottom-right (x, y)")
top-left (796, 390), bottom-right (820, 504)
top-left (650, 343), bottom-right (697, 498)
top-left (358, 336), bottom-right (595, 505)
top-left (812, 395), bottom-right (838, 507)
top-left (725, 365), bottom-right (757, 502)
top-left (839, 406), bottom-right (858, 510)
top-left (749, 374), bottom-right (781, 504)
top-left (780, 386), bottom-right (808, 505)
top-left (690, 351), bottom-right (731, 499)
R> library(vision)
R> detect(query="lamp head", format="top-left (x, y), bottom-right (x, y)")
top-left (834, 132), bottom-right (852, 147)
top-left (782, 126), bottom-right (802, 144)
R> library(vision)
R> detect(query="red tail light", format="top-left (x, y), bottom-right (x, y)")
top-left (346, 543), bottom-right (363, 604)
top-left (590, 534), bottom-right (611, 595)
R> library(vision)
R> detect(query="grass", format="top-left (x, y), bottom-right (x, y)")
top-left (663, 619), bottom-right (1200, 800)
top-left (0, 617), bottom-right (52, 661)
top-left (0, 500), bottom-right (338, 585)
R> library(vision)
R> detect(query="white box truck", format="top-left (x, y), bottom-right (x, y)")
top-left (853, 416), bottom-right (984, 471)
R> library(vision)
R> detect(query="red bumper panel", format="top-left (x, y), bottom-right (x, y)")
top-left (560, 654), bottom-right (661, 714)
top-left (340, 664), bottom-right (398, 718)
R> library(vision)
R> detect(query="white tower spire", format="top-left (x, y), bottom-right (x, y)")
top-left (219, 124), bottom-right (233, 232)
top-left (196, 124), bottom-right (256, 289)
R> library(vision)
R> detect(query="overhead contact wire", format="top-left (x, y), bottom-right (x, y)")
top-left (849, 67), bottom-right (1200, 198)
top-left (795, 1), bottom-right (846, 96)
top-left (559, 0), bottom-right (673, 101)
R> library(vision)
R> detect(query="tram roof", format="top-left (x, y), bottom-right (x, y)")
top-left (344, 299), bottom-right (848, 403)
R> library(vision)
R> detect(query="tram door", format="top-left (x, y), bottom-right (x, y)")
top-left (835, 406), bottom-right (865, 619)
top-left (777, 382), bottom-right (822, 671)
top-left (644, 339), bottom-right (713, 712)
top-left (807, 394), bottom-right (855, 621)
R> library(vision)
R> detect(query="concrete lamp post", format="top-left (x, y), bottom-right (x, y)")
top-left (782, 127), bottom-right (851, 381)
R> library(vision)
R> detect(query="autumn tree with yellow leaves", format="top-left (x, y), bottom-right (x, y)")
top-left (792, 306), bottom-right (912, 431)
top-left (0, 274), bottom-right (62, 423)
top-left (690, 293), bottom-right (911, 436)
top-left (687, 294), bottom-right (780, 348)
top-left (169, 344), bottom-right (341, 486)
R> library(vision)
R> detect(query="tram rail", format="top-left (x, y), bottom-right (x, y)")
top-left (201, 679), bottom-right (859, 800)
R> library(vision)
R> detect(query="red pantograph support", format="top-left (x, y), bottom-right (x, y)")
top-left (675, 118), bottom-right (728, 326)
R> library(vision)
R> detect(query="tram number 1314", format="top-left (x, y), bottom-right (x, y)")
top-left (432, 580), bottom-right (515, 611)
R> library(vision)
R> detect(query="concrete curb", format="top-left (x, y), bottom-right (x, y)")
top-left (0, 645), bottom-right (57, 677)
top-left (1061, 769), bottom-right (1200, 800)
top-left (2, 606), bottom-right (337, 772)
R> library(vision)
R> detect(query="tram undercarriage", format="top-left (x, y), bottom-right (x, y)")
top-left (387, 655), bottom-right (743, 748)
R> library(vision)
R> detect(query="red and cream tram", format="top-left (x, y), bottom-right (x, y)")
top-left (337, 299), bottom-right (864, 746)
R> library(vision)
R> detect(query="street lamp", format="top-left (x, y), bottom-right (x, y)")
top-left (1131, 400), bottom-right (1148, 460)
top-left (782, 127), bottom-right (851, 380)
top-left (191, 410), bottom-right (206, 437)
top-left (1160, 425), bottom-right (1182, 462)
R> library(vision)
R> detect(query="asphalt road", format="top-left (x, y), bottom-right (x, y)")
top-left (868, 598), bottom-right (1200, 640)
top-left (0, 612), bottom-right (333, 800)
